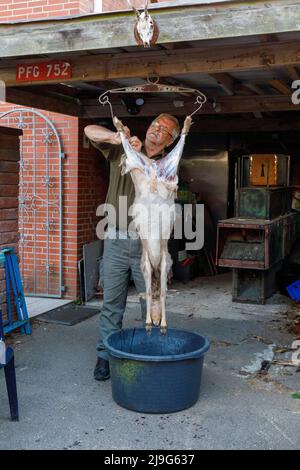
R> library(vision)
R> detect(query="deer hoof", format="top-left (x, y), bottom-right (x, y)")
top-left (160, 325), bottom-right (167, 335)
top-left (146, 323), bottom-right (152, 334)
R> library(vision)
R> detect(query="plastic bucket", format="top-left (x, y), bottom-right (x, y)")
top-left (104, 327), bottom-right (210, 413)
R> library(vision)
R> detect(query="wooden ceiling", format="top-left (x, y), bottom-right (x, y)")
top-left (1, 0), bottom-right (300, 131)
top-left (4, 37), bottom-right (300, 132)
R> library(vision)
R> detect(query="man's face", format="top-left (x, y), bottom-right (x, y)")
top-left (145, 116), bottom-right (177, 149)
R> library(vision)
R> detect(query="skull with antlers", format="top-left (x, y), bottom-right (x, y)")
top-left (127, 0), bottom-right (159, 47)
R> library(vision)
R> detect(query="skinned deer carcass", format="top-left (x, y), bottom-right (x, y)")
top-left (114, 116), bottom-right (192, 333)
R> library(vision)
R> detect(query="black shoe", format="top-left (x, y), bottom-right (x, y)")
top-left (94, 357), bottom-right (110, 381)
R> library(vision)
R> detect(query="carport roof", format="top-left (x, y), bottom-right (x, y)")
top-left (1, 0), bottom-right (300, 129)
top-left (1, 0), bottom-right (300, 59)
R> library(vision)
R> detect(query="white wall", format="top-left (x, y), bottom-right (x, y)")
top-left (94, 0), bottom-right (103, 12)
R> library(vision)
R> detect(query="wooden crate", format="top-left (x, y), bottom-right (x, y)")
top-left (249, 154), bottom-right (289, 186)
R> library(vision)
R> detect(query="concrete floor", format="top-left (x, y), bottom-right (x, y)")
top-left (1, 273), bottom-right (300, 450)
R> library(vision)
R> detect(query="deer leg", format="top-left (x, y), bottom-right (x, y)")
top-left (141, 249), bottom-right (152, 333)
top-left (160, 245), bottom-right (168, 335)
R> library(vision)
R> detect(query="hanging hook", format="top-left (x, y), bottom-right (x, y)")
top-left (99, 92), bottom-right (114, 120)
top-left (146, 75), bottom-right (160, 85)
top-left (189, 93), bottom-right (207, 118)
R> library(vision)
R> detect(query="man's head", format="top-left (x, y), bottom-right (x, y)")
top-left (145, 114), bottom-right (180, 153)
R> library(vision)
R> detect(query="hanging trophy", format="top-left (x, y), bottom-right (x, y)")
top-left (127, 0), bottom-right (159, 47)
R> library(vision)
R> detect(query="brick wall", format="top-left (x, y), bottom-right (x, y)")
top-left (0, 104), bottom-right (108, 300)
top-left (102, 0), bottom-right (160, 12)
top-left (0, 126), bottom-right (21, 322)
top-left (0, 0), bottom-right (94, 22)
top-left (0, 0), bottom-right (118, 301)
top-left (60, 114), bottom-right (80, 300)
top-left (0, 103), bottom-right (79, 299)
top-left (77, 119), bottom-right (108, 254)
top-left (0, 0), bottom-right (165, 21)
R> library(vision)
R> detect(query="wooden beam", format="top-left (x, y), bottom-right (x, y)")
top-left (3, 40), bottom-right (300, 87)
top-left (269, 79), bottom-right (292, 95)
top-left (26, 83), bottom-right (81, 99)
top-left (4, 88), bottom-right (298, 118)
top-left (189, 117), bottom-right (300, 133)
top-left (0, 1), bottom-right (299, 58)
top-left (241, 82), bottom-right (266, 95)
top-left (5, 87), bottom-right (80, 116)
top-left (210, 73), bottom-right (235, 96)
top-left (86, 116), bottom-right (300, 133)
top-left (286, 65), bottom-right (300, 81)
top-left (210, 73), bottom-right (259, 96)
top-left (82, 95), bottom-right (300, 118)
top-left (88, 80), bottom-right (122, 91)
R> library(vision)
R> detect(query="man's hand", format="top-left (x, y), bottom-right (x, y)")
top-left (114, 126), bottom-right (131, 145)
top-left (84, 124), bottom-right (131, 146)
top-left (129, 136), bottom-right (142, 152)
top-left (182, 116), bottom-right (193, 135)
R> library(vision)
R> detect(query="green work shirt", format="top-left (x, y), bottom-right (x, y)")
top-left (91, 140), bottom-right (163, 231)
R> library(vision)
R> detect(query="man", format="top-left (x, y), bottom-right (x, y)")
top-left (84, 113), bottom-right (180, 381)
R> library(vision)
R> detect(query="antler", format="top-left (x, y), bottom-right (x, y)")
top-left (126, 0), bottom-right (140, 17)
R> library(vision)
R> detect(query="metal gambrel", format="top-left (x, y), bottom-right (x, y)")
top-left (0, 108), bottom-right (64, 298)
top-left (99, 77), bottom-right (207, 120)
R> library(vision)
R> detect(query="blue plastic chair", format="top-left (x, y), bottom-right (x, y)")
top-left (0, 307), bottom-right (19, 421)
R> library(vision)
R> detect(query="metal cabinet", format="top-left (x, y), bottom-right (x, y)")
top-left (216, 213), bottom-right (300, 303)
top-left (232, 263), bottom-right (282, 304)
top-left (216, 215), bottom-right (297, 270)
top-left (237, 186), bottom-right (293, 219)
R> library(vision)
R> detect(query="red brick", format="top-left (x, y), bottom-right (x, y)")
top-left (8, 2), bottom-right (28, 9)
top-left (42, 5), bottom-right (64, 11)
top-left (0, 107), bottom-right (106, 301)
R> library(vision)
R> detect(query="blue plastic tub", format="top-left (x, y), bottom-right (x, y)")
top-left (287, 279), bottom-right (300, 300)
top-left (104, 327), bottom-right (210, 414)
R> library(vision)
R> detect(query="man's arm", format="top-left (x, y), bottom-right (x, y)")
top-left (84, 124), bottom-right (143, 153)
top-left (84, 124), bottom-right (123, 146)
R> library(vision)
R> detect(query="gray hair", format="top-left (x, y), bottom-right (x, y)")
top-left (155, 113), bottom-right (180, 140)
